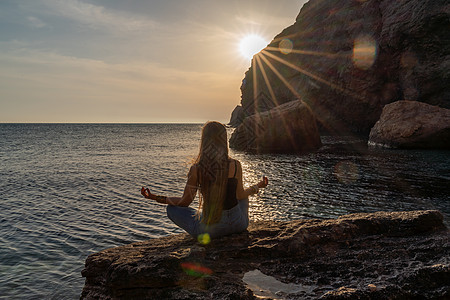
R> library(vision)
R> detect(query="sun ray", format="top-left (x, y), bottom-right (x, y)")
top-left (261, 50), bottom-right (363, 101)
top-left (265, 46), bottom-right (349, 59)
top-left (252, 57), bottom-right (258, 106)
top-left (257, 52), bottom-right (301, 99)
top-left (254, 54), bottom-right (298, 150)
top-left (257, 52), bottom-right (342, 135)
top-left (254, 54), bottom-right (279, 107)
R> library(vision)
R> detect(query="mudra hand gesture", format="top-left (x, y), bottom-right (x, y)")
top-left (140, 187), bottom-right (152, 199)
top-left (258, 176), bottom-right (269, 189)
top-left (141, 187), bottom-right (167, 204)
top-left (249, 176), bottom-right (268, 194)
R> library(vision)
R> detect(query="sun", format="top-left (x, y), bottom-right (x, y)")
top-left (239, 34), bottom-right (268, 60)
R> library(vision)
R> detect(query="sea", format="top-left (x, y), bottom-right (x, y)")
top-left (0, 123), bottom-right (449, 299)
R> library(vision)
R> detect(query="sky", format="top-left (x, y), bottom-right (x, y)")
top-left (0, 0), bottom-right (307, 123)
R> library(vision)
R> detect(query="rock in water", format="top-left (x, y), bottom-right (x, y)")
top-left (229, 100), bottom-right (322, 153)
top-left (369, 100), bottom-right (450, 149)
top-left (80, 210), bottom-right (449, 299)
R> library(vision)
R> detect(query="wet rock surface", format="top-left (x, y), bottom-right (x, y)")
top-left (229, 100), bottom-right (322, 153)
top-left (369, 100), bottom-right (450, 149)
top-left (81, 210), bottom-right (449, 299)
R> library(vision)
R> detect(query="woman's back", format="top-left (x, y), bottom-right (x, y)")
top-left (224, 159), bottom-right (238, 210)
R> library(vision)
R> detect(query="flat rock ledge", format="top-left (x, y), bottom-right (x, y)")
top-left (81, 210), bottom-right (449, 299)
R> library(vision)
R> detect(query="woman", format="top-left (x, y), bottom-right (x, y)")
top-left (141, 121), bottom-right (268, 239)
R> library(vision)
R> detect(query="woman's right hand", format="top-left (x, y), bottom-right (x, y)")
top-left (141, 186), bottom-right (155, 200)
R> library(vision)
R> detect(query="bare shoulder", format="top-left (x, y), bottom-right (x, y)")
top-left (228, 157), bottom-right (240, 165)
top-left (228, 158), bottom-right (242, 172)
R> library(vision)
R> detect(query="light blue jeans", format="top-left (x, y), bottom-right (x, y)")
top-left (166, 198), bottom-right (249, 239)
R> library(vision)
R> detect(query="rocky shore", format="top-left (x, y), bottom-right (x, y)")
top-left (81, 210), bottom-right (449, 299)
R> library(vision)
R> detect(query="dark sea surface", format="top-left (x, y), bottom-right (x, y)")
top-left (0, 123), bottom-right (449, 299)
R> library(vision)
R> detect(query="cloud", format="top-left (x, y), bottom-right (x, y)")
top-left (26, 16), bottom-right (47, 28)
top-left (235, 16), bottom-right (262, 26)
top-left (0, 46), bottom-right (235, 94)
top-left (21, 0), bottom-right (159, 34)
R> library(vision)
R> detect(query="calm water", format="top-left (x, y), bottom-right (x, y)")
top-left (0, 123), bottom-right (448, 299)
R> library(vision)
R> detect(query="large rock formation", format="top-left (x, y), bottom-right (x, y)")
top-left (232, 0), bottom-right (449, 137)
top-left (229, 100), bottom-right (322, 153)
top-left (369, 100), bottom-right (450, 149)
top-left (80, 210), bottom-right (449, 299)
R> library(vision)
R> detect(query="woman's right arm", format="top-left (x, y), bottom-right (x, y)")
top-left (141, 165), bottom-right (198, 207)
top-left (235, 160), bottom-right (268, 200)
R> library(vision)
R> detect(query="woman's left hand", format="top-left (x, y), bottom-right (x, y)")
top-left (257, 176), bottom-right (269, 189)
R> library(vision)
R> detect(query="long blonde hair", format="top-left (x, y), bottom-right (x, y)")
top-left (195, 121), bottom-right (229, 224)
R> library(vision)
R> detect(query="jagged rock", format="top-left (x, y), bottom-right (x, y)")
top-left (233, 0), bottom-right (450, 136)
top-left (229, 100), bottom-right (322, 153)
top-left (80, 210), bottom-right (449, 299)
top-left (228, 105), bottom-right (244, 127)
top-left (369, 100), bottom-right (450, 149)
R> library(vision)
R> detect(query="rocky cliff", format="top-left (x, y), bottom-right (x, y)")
top-left (81, 210), bottom-right (449, 299)
top-left (232, 0), bottom-right (449, 137)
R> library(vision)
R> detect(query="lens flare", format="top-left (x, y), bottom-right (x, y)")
top-left (301, 164), bottom-right (325, 184)
top-left (334, 161), bottom-right (359, 184)
top-left (181, 262), bottom-right (213, 277)
top-left (279, 38), bottom-right (293, 54)
top-left (197, 233), bottom-right (211, 245)
top-left (352, 35), bottom-right (377, 70)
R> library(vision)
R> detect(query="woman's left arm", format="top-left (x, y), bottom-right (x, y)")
top-left (141, 165), bottom-right (198, 207)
